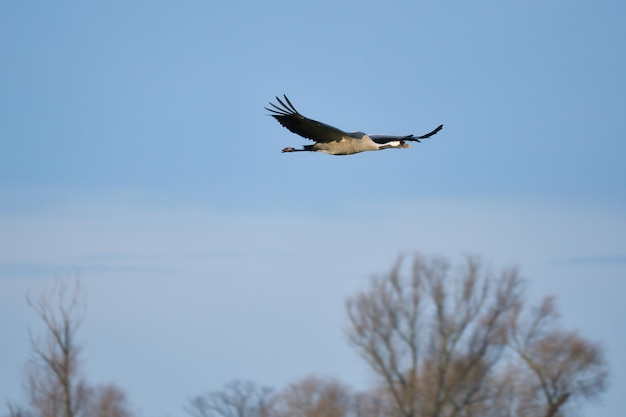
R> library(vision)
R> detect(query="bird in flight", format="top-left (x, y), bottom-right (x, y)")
top-left (266, 95), bottom-right (443, 155)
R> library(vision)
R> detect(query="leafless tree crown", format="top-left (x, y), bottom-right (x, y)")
top-left (345, 254), bottom-right (608, 417)
top-left (10, 279), bottom-right (135, 417)
top-left (186, 380), bottom-right (275, 417)
top-left (273, 376), bottom-right (353, 417)
top-left (25, 280), bottom-right (88, 417)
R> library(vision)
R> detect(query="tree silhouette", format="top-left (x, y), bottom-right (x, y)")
top-left (7, 279), bottom-right (135, 417)
top-left (345, 254), bottom-right (608, 417)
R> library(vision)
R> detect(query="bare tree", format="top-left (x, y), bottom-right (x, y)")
top-left (6, 279), bottom-right (136, 417)
top-left (186, 380), bottom-right (275, 417)
top-left (187, 377), bottom-right (362, 417)
top-left (346, 255), bottom-right (520, 417)
top-left (345, 254), bottom-right (607, 417)
top-left (508, 297), bottom-right (608, 417)
top-left (273, 376), bottom-right (353, 417)
top-left (24, 279), bottom-right (89, 417)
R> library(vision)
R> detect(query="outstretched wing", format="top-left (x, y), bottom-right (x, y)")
top-left (369, 124), bottom-right (443, 144)
top-left (266, 95), bottom-right (348, 143)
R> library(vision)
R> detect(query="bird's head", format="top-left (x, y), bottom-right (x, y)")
top-left (378, 140), bottom-right (412, 150)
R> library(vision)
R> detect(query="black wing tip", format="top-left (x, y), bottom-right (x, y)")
top-left (416, 124), bottom-right (444, 139)
top-left (266, 94), bottom-right (300, 116)
top-left (431, 124), bottom-right (444, 133)
top-left (401, 124), bottom-right (443, 142)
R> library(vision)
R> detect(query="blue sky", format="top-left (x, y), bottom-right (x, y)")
top-left (1, 1), bottom-right (625, 416)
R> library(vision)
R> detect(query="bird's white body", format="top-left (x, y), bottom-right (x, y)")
top-left (311, 134), bottom-right (383, 155)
